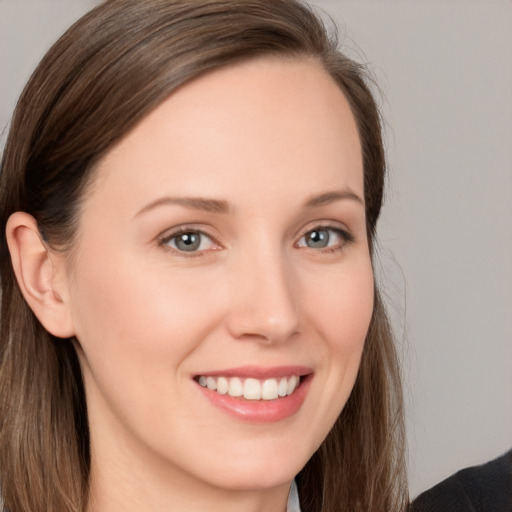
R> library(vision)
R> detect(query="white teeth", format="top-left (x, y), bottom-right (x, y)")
top-left (228, 377), bottom-right (243, 397)
top-left (206, 376), bottom-right (217, 391)
top-left (287, 375), bottom-right (299, 395)
top-left (216, 376), bottom-right (229, 395)
top-left (244, 378), bottom-right (261, 400)
top-left (278, 377), bottom-right (288, 397)
top-left (198, 375), bottom-right (301, 400)
top-left (261, 378), bottom-right (279, 400)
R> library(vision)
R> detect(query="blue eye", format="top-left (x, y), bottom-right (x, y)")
top-left (162, 230), bottom-right (216, 252)
top-left (297, 227), bottom-right (351, 251)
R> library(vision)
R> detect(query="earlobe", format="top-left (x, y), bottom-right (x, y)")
top-left (6, 212), bottom-right (75, 338)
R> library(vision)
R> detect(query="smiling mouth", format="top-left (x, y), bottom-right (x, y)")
top-left (196, 375), bottom-right (301, 401)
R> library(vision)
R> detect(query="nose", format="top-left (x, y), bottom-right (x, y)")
top-left (225, 248), bottom-right (300, 344)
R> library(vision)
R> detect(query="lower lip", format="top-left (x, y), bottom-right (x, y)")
top-left (196, 375), bottom-right (313, 423)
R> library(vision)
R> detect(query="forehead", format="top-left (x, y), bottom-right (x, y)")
top-left (87, 56), bottom-right (363, 217)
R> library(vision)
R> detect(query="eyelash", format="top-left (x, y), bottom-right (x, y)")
top-left (296, 225), bottom-right (355, 254)
top-left (158, 224), bottom-right (354, 257)
top-left (158, 227), bottom-right (220, 258)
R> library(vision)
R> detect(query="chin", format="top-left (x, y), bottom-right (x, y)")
top-left (189, 437), bottom-right (312, 491)
top-left (206, 461), bottom-right (301, 492)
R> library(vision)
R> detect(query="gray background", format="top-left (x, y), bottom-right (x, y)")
top-left (1, 0), bottom-right (511, 498)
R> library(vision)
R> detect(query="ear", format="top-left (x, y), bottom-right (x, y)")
top-left (6, 212), bottom-right (75, 338)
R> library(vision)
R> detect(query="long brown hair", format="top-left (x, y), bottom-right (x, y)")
top-left (0, 1), bottom-right (408, 511)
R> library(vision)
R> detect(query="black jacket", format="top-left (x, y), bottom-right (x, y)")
top-left (411, 449), bottom-right (512, 512)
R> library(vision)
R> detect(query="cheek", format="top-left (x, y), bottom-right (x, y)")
top-left (312, 258), bottom-right (374, 353)
top-left (71, 249), bottom-right (195, 343)
top-left (304, 253), bottom-right (375, 391)
top-left (291, 256), bottom-right (374, 455)
top-left (67, 250), bottom-right (228, 393)
top-left (315, 257), bottom-right (374, 395)
top-left (67, 252), bottom-right (223, 437)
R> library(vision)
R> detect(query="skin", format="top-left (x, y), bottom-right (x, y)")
top-left (8, 57), bottom-right (374, 512)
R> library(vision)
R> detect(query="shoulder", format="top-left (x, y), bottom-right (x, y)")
top-left (410, 449), bottom-right (512, 512)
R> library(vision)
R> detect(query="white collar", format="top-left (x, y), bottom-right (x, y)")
top-left (286, 480), bottom-right (301, 512)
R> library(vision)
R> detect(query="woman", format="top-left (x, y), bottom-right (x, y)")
top-left (0, 1), bottom-right (408, 511)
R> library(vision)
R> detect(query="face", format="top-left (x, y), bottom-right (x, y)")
top-left (64, 57), bottom-right (374, 497)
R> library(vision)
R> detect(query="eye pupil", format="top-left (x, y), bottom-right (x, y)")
top-left (175, 232), bottom-right (201, 251)
top-left (306, 229), bottom-right (329, 248)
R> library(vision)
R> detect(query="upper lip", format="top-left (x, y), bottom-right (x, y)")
top-left (194, 365), bottom-right (313, 379)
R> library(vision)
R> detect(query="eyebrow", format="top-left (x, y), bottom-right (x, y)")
top-left (134, 196), bottom-right (230, 218)
top-left (303, 189), bottom-right (364, 208)
top-left (134, 188), bottom-right (363, 218)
